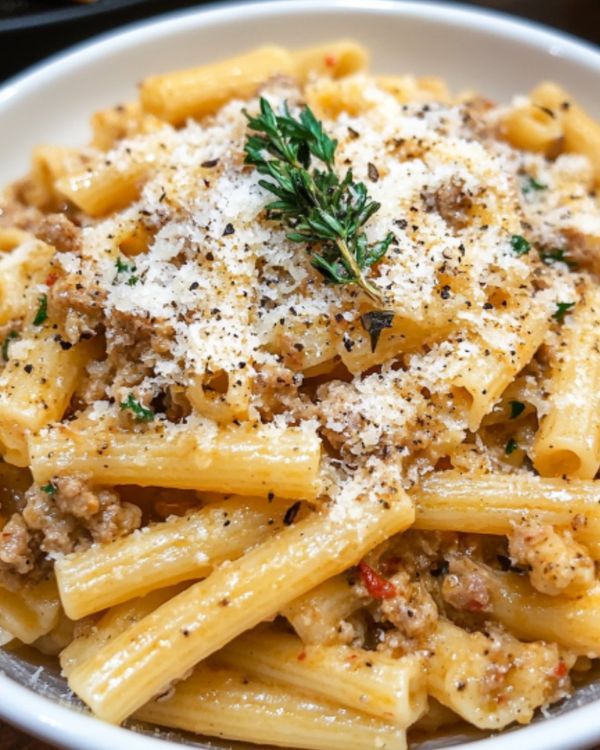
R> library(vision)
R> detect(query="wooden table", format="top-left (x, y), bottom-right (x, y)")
top-left (0, 0), bottom-right (598, 748)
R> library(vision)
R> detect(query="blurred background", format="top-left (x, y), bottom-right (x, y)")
top-left (0, 0), bottom-right (599, 83)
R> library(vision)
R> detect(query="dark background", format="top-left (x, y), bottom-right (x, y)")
top-left (0, 0), bottom-right (598, 748)
top-left (0, 0), bottom-right (599, 83)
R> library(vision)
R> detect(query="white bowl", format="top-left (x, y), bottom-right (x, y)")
top-left (1, 1), bottom-right (600, 748)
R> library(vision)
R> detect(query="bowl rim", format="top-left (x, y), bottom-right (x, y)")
top-left (1, 1), bottom-right (600, 749)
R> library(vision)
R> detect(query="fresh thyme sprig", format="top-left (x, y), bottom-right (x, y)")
top-left (244, 98), bottom-right (393, 305)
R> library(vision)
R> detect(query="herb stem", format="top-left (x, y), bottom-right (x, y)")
top-left (335, 237), bottom-right (383, 304)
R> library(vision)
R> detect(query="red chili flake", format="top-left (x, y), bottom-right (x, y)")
top-left (554, 661), bottom-right (568, 678)
top-left (45, 273), bottom-right (58, 287)
top-left (324, 54), bottom-right (337, 68)
top-left (358, 561), bottom-right (396, 599)
top-left (466, 599), bottom-right (486, 612)
top-left (297, 651), bottom-right (306, 661)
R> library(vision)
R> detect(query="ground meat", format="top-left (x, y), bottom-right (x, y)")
top-left (0, 514), bottom-right (34, 575)
top-left (0, 192), bottom-right (45, 231)
top-left (562, 227), bottom-right (600, 276)
top-left (35, 213), bottom-right (81, 253)
top-left (22, 477), bottom-right (142, 558)
top-left (381, 575), bottom-right (439, 640)
top-left (508, 521), bottom-right (595, 596)
top-left (441, 555), bottom-right (493, 613)
top-left (48, 273), bottom-right (105, 344)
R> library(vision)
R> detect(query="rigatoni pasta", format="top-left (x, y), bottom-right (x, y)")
top-left (1, 38), bottom-right (600, 750)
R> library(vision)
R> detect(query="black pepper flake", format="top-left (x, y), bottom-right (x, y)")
top-left (347, 126), bottom-right (360, 139)
top-left (342, 333), bottom-right (355, 352)
top-left (59, 340), bottom-right (72, 351)
top-left (201, 158), bottom-right (219, 168)
top-left (360, 310), bottom-right (395, 352)
top-left (189, 281), bottom-right (199, 291)
top-left (440, 285), bottom-right (451, 300)
top-left (222, 223), bottom-right (235, 236)
top-left (394, 219), bottom-right (408, 230)
top-left (430, 560), bottom-right (449, 577)
top-left (456, 681), bottom-right (466, 692)
top-left (283, 501), bottom-right (301, 526)
top-left (24, 364), bottom-right (33, 374)
top-left (205, 252), bottom-right (214, 261)
top-left (219, 598), bottom-right (230, 607)
top-left (367, 162), bottom-right (379, 182)
top-left (267, 492), bottom-right (275, 502)
top-left (182, 628), bottom-right (190, 637)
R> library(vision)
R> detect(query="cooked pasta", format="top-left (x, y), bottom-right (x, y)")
top-left (1, 39), bottom-right (599, 749)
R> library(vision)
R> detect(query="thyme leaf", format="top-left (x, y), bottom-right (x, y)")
top-left (244, 98), bottom-right (394, 306)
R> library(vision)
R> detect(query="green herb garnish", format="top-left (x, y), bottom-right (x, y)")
top-left (115, 257), bottom-right (131, 273)
top-left (33, 294), bottom-right (48, 326)
top-left (511, 235), bottom-right (531, 256)
top-left (505, 438), bottom-right (518, 455)
top-left (120, 393), bottom-right (155, 422)
top-left (552, 301), bottom-right (575, 323)
top-left (509, 400), bottom-right (525, 419)
top-left (522, 175), bottom-right (547, 193)
top-left (41, 482), bottom-right (57, 495)
top-left (115, 256), bottom-right (138, 285)
top-left (2, 330), bottom-right (19, 362)
top-left (244, 98), bottom-right (393, 305)
top-left (540, 248), bottom-right (576, 269)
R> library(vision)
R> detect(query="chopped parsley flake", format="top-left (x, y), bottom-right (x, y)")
top-left (509, 400), bottom-right (525, 419)
top-left (552, 302), bottom-right (575, 323)
top-left (115, 257), bottom-right (131, 273)
top-left (510, 235), bottom-right (531, 256)
top-left (540, 248), bottom-right (576, 269)
top-left (115, 256), bottom-right (138, 285)
top-left (522, 175), bottom-right (547, 193)
top-left (120, 393), bottom-right (155, 422)
top-left (505, 438), bottom-right (518, 455)
top-left (41, 482), bottom-right (57, 495)
top-left (33, 294), bottom-right (48, 325)
top-left (2, 330), bottom-right (19, 362)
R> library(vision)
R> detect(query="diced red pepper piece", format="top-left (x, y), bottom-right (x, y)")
top-left (358, 561), bottom-right (396, 600)
top-left (554, 661), bottom-right (568, 678)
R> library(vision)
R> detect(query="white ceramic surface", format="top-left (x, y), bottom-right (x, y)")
top-left (0, 1), bottom-right (600, 748)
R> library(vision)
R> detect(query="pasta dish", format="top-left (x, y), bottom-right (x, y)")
top-left (0, 41), bottom-right (599, 749)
